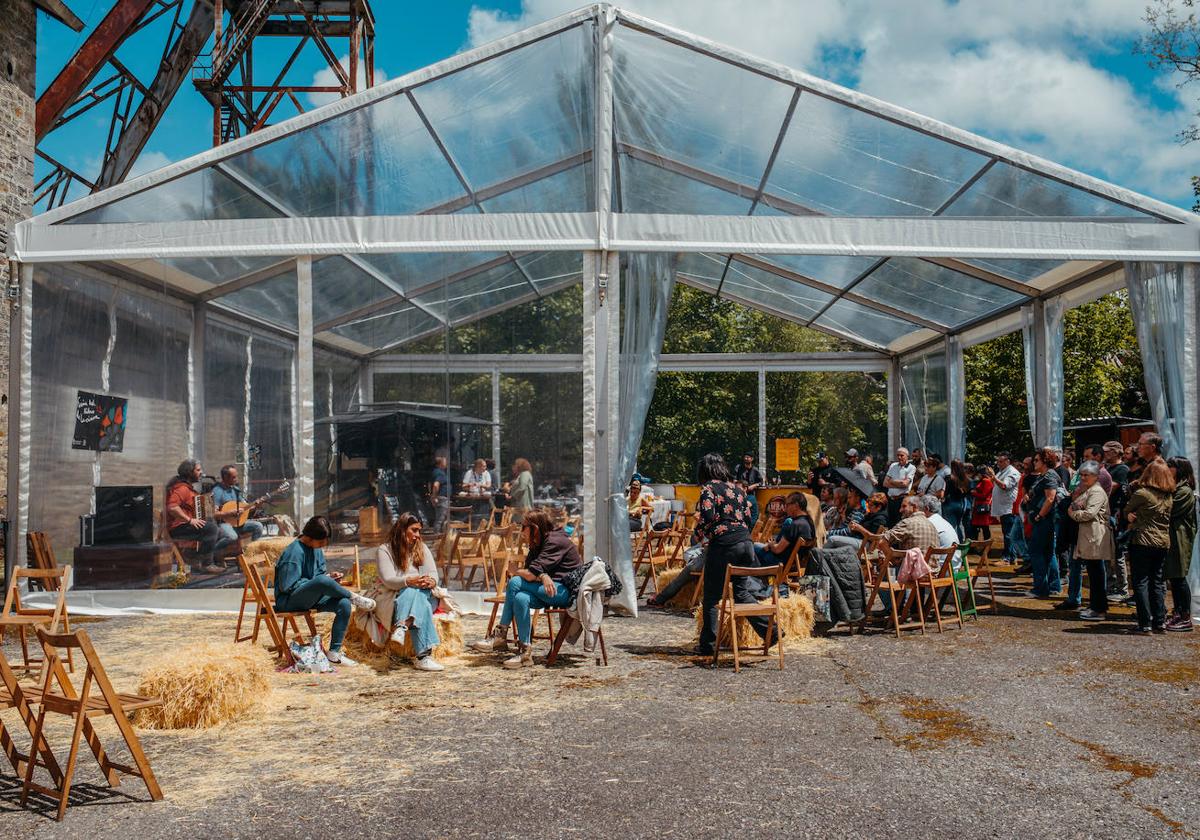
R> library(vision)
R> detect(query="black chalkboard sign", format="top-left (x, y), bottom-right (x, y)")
top-left (72, 390), bottom-right (127, 452)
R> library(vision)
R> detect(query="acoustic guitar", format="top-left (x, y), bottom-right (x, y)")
top-left (218, 480), bottom-right (291, 528)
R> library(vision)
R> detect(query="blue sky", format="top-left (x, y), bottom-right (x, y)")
top-left (34, 0), bottom-right (1200, 210)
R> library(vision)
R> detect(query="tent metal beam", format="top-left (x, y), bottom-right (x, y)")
top-left (418, 150), bottom-right (593, 215)
top-left (730, 254), bottom-right (947, 333)
top-left (197, 256), bottom-right (322, 302)
top-left (212, 162), bottom-right (449, 326)
top-left (369, 350), bottom-right (890, 373)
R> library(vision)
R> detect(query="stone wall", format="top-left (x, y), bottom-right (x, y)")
top-left (0, 0), bottom-right (36, 521)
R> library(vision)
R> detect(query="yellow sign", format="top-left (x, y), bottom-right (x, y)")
top-left (775, 438), bottom-right (800, 472)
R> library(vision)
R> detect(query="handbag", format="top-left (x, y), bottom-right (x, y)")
top-left (793, 575), bottom-right (831, 622)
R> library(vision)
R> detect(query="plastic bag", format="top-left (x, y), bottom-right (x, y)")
top-left (286, 636), bottom-right (333, 673)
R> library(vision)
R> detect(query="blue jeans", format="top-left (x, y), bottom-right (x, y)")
top-left (219, 519), bottom-right (265, 545)
top-left (942, 500), bottom-right (968, 541)
top-left (1028, 516), bottom-right (1061, 597)
top-left (499, 576), bottom-right (571, 644)
top-left (393, 587), bottom-right (440, 656)
top-left (1007, 516), bottom-right (1027, 561)
top-left (278, 574), bottom-right (353, 649)
top-left (1064, 555), bottom-right (1084, 606)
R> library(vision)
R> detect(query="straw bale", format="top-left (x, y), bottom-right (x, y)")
top-left (133, 642), bottom-right (272, 730)
top-left (653, 567), bottom-right (699, 609)
top-left (693, 593), bottom-right (814, 649)
top-left (242, 536), bottom-right (294, 565)
top-left (344, 614), bottom-right (463, 666)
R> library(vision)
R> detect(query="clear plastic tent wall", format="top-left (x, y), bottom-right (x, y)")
top-left (9, 4), bottom-right (1199, 599)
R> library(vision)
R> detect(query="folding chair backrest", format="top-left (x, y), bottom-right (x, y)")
top-left (722, 563), bottom-right (783, 601)
top-left (3, 567), bottom-right (69, 627)
top-left (925, 546), bottom-right (957, 577)
top-left (968, 538), bottom-right (994, 559)
top-left (26, 533), bottom-right (61, 590)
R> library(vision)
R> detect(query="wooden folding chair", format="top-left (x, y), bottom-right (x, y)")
top-left (967, 538), bottom-right (998, 614)
top-left (21, 629), bottom-right (163, 821)
top-left (780, 538), bottom-right (816, 592)
top-left (0, 646), bottom-right (62, 788)
top-left (634, 530), bottom-right (670, 597)
top-left (713, 563), bottom-right (784, 672)
top-left (546, 611), bottom-right (608, 666)
top-left (0, 566), bottom-right (73, 673)
top-left (863, 537), bottom-right (925, 638)
top-left (238, 554), bottom-right (318, 665)
top-left (920, 545), bottom-right (964, 633)
top-left (448, 524), bottom-right (495, 592)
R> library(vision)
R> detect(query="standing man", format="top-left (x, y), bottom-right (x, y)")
top-left (808, 452), bottom-right (832, 496)
top-left (1080, 445), bottom-right (1113, 493)
top-left (847, 448), bottom-right (875, 485)
top-left (735, 452), bottom-right (765, 528)
top-left (430, 456), bottom-right (450, 531)
top-left (1137, 431), bottom-right (1166, 466)
top-left (987, 452), bottom-right (1021, 562)
top-left (883, 447), bottom-right (916, 527)
top-left (212, 464), bottom-right (266, 544)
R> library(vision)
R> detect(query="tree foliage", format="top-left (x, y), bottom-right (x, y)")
top-left (1138, 0), bottom-right (1200, 201)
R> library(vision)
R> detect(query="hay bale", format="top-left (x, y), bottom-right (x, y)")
top-left (241, 536), bottom-right (294, 565)
top-left (134, 642), bottom-right (272, 730)
top-left (693, 593), bottom-right (814, 649)
top-left (653, 567), bottom-right (699, 609)
top-left (344, 614), bottom-right (463, 665)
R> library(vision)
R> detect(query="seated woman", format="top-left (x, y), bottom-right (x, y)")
top-left (353, 513), bottom-right (445, 672)
top-left (274, 515), bottom-right (376, 666)
top-left (471, 510), bottom-right (582, 668)
top-left (830, 492), bottom-right (889, 550)
top-left (627, 477), bottom-right (654, 532)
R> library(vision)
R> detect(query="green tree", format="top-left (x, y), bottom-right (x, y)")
top-left (1138, 0), bottom-right (1200, 202)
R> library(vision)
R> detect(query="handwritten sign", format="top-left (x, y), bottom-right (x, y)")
top-left (775, 438), bottom-right (799, 472)
top-left (72, 390), bottom-right (127, 452)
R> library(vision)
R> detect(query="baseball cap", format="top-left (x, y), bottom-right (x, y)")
top-left (845, 448), bottom-right (859, 457)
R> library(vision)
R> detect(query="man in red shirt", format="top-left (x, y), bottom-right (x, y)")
top-left (167, 459), bottom-right (233, 572)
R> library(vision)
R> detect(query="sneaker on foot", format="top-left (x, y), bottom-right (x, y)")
top-left (1078, 609), bottom-right (1106, 621)
top-left (390, 624), bottom-right (409, 646)
top-left (349, 592), bottom-right (376, 611)
top-left (1166, 615), bottom-right (1194, 632)
top-left (414, 655), bottom-right (445, 672)
top-left (1126, 626), bottom-right (1152, 636)
top-left (327, 648), bottom-right (357, 665)
top-left (472, 625), bottom-right (510, 653)
top-left (1107, 592), bottom-right (1129, 603)
top-left (502, 645), bottom-right (534, 669)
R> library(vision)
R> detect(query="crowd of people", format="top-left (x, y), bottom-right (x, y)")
top-left (809, 435), bottom-right (1196, 634)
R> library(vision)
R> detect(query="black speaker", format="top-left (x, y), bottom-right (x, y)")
top-left (92, 485), bottom-right (154, 546)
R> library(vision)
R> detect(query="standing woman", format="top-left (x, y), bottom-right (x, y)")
top-left (916, 456), bottom-right (946, 500)
top-left (942, 460), bottom-right (971, 540)
top-left (1066, 461), bottom-right (1114, 620)
top-left (968, 466), bottom-right (997, 542)
top-left (1165, 457), bottom-right (1197, 632)
top-left (1124, 459), bottom-right (1175, 634)
top-left (508, 458), bottom-right (535, 521)
top-left (354, 513), bottom-right (446, 671)
top-left (1023, 450), bottom-right (1063, 599)
top-left (693, 453), bottom-right (780, 656)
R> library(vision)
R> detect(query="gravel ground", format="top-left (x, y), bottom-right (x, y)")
top-left (2, 571), bottom-right (1198, 839)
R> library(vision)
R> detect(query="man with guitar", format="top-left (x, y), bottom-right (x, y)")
top-left (212, 464), bottom-right (274, 544)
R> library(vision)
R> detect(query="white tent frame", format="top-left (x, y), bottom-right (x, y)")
top-left (7, 3), bottom-right (1200, 577)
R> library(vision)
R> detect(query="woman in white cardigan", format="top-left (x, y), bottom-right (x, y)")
top-left (354, 513), bottom-right (444, 672)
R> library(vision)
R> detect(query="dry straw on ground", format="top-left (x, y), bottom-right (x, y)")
top-left (343, 614), bottom-right (465, 669)
top-left (133, 642), bottom-right (273, 729)
top-left (653, 567), bottom-right (698, 608)
top-left (692, 593), bottom-right (814, 648)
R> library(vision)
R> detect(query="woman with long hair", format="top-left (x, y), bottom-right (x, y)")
top-left (354, 513), bottom-right (445, 671)
top-left (1125, 458), bottom-right (1176, 634)
top-left (1165, 456), bottom-right (1196, 632)
top-left (508, 457), bottom-right (535, 519)
top-left (472, 509), bottom-right (582, 668)
top-left (693, 452), bottom-right (781, 656)
top-left (943, 460), bottom-right (971, 540)
top-left (916, 455), bottom-right (945, 500)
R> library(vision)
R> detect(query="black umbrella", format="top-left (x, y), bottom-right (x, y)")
top-left (831, 467), bottom-right (875, 498)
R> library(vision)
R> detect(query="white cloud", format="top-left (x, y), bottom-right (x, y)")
top-left (308, 55), bottom-right (389, 108)
top-left (465, 0), bottom-right (1200, 207)
top-left (128, 150), bottom-right (173, 178)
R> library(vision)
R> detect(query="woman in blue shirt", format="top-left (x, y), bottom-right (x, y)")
top-left (275, 516), bottom-right (376, 665)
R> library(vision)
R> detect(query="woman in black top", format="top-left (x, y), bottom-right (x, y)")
top-left (693, 453), bottom-right (781, 655)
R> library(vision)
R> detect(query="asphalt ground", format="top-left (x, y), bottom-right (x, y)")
top-left (2, 568), bottom-right (1198, 839)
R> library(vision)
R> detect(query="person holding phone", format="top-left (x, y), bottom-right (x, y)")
top-left (274, 515), bottom-right (376, 665)
top-left (354, 513), bottom-right (446, 671)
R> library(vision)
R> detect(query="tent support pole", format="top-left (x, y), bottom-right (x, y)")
top-left (6, 263), bottom-right (32, 577)
top-left (295, 256), bottom-right (315, 523)
top-left (888, 356), bottom-right (902, 456)
top-left (491, 368), bottom-right (501, 481)
top-left (1030, 298), bottom-right (1051, 448)
top-left (190, 304), bottom-right (207, 464)
top-left (946, 336), bottom-right (965, 461)
top-left (758, 368), bottom-right (767, 478)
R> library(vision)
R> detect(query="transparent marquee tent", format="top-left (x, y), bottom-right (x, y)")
top-left (9, 4), bottom-right (1200, 609)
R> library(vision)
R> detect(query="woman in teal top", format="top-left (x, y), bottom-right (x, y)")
top-left (275, 516), bottom-right (376, 665)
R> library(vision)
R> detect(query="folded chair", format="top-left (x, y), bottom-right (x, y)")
top-left (0, 566), bottom-right (73, 673)
top-left (22, 629), bottom-right (163, 821)
top-left (238, 554), bottom-right (318, 666)
top-left (713, 563), bottom-right (784, 673)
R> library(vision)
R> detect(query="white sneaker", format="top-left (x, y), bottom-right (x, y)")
top-left (390, 624), bottom-right (409, 646)
top-left (350, 593), bottom-right (376, 611)
top-left (327, 648), bottom-right (357, 666)
top-left (414, 655), bottom-right (444, 672)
